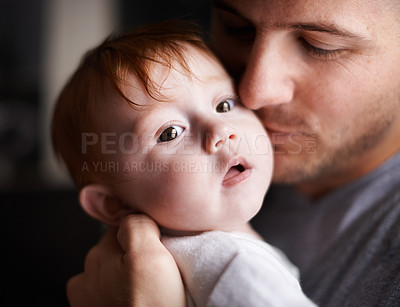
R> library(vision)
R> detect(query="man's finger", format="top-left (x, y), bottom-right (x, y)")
top-left (117, 214), bottom-right (161, 254)
top-left (66, 273), bottom-right (87, 307)
top-left (81, 227), bottom-right (119, 274)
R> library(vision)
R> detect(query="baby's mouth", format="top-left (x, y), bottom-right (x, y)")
top-left (222, 158), bottom-right (251, 187)
top-left (224, 164), bottom-right (245, 181)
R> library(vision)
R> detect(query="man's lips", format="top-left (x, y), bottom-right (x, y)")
top-left (265, 126), bottom-right (307, 144)
top-left (266, 126), bottom-right (297, 135)
top-left (263, 121), bottom-right (312, 136)
top-left (222, 157), bottom-right (252, 187)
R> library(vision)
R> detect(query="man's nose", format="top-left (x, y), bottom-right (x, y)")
top-left (239, 34), bottom-right (295, 110)
top-left (205, 120), bottom-right (238, 154)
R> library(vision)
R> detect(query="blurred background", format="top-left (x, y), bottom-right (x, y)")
top-left (0, 0), bottom-right (210, 305)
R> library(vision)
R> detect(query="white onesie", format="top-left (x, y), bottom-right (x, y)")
top-left (162, 231), bottom-right (316, 307)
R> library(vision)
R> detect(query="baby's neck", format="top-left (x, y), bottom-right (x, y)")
top-left (160, 227), bottom-right (203, 237)
top-left (233, 223), bottom-right (264, 241)
top-left (160, 223), bottom-right (264, 240)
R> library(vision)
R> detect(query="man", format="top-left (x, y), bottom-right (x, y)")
top-left (67, 0), bottom-right (400, 306)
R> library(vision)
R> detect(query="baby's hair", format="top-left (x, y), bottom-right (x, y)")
top-left (52, 19), bottom-right (216, 188)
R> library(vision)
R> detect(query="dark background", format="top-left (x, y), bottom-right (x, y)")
top-left (1, 1), bottom-right (211, 305)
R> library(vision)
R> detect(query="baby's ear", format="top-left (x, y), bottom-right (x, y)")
top-left (80, 184), bottom-right (129, 226)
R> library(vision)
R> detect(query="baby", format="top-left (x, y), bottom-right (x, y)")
top-left (52, 20), bottom-right (315, 306)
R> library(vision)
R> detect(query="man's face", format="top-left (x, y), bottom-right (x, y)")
top-left (211, 0), bottom-right (400, 193)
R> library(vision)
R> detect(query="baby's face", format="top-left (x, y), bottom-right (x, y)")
top-left (97, 47), bottom-right (273, 232)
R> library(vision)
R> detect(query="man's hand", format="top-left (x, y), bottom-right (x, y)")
top-left (67, 214), bottom-right (186, 307)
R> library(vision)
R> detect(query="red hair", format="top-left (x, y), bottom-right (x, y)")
top-left (52, 20), bottom-right (216, 188)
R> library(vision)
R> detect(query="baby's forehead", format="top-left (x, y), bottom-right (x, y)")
top-left (94, 45), bottom-right (225, 127)
top-left (117, 67), bottom-right (179, 108)
top-left (119, 55), bottom-right (202, 100)
top-left (96, 75), bottom-right (165, 124)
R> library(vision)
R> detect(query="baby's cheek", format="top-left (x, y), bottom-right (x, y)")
top-left (251, 133), bottom-right (271, 155)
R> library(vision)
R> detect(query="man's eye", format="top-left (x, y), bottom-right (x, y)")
top-left (158, 126), bottom-right (184, 142)
top-left (300, 38), bottom-right (344, 60)
top-left (216, 99), bottom-right (235, 113)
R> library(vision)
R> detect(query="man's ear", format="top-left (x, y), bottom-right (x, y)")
top-left (80, 184), bottom-right (130, 226)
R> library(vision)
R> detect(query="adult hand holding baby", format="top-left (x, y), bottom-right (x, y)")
top-left (67, 214), bottom-right (185, 307)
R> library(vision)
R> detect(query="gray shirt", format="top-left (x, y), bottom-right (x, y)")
top-left (252, 152), bottom-right (400, 306)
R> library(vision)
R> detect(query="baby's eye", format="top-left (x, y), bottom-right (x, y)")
top-left (216, 99), bottom-right (235, 113)
top-left (158, 126), bottom-right (184, 142)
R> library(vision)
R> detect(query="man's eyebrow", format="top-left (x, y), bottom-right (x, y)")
top-left (290, 23), bottom-right (368, 40)
top-left (211, 0), bottom-right (241, 16)
top-left (211, 0), bottom-right (369, 42)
